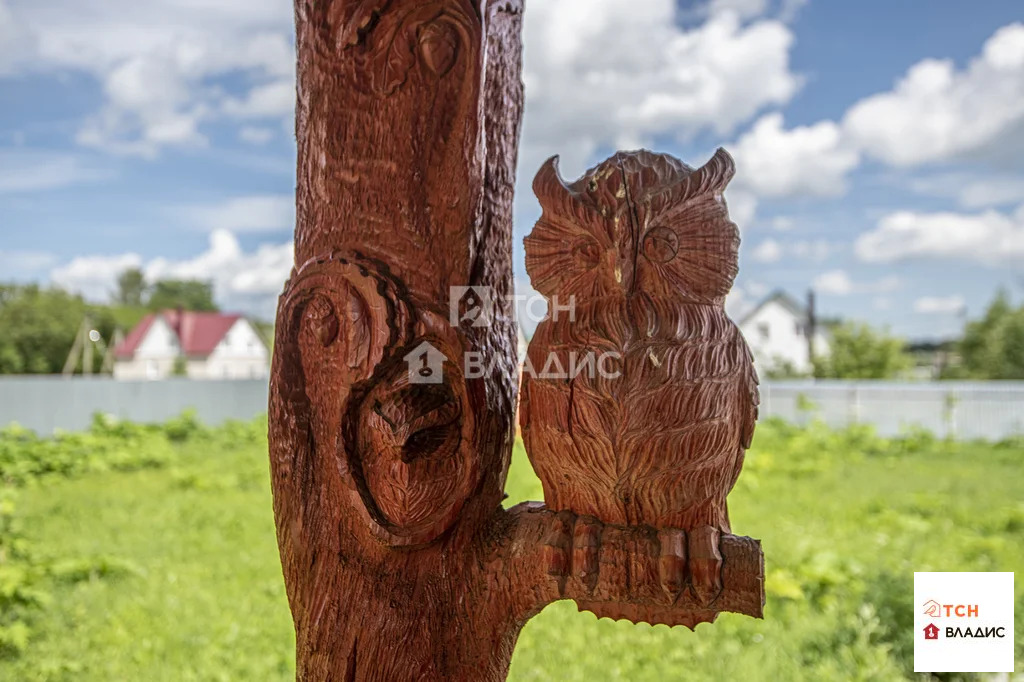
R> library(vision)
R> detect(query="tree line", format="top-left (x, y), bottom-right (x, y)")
top-left (0, 269), bottom-right (217, 375)
top-left (757, 290), bottom-right (1023, 380)
top-left (1, 271), bottom-right (1022, 379)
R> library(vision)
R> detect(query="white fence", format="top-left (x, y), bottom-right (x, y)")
top-left (0, 376), bottom-right (269, 435)
top-left (1, 377), bottom-right (1023, 440)
top-left (761, 381), bottom-right (1024, 440)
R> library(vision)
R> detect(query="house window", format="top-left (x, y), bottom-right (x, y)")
top-left (146, 359), bottom-right (160, 379)
top-left (758, 322), bottom-right (770, 342)
top-left (795, 322), bottom-right (804, 336)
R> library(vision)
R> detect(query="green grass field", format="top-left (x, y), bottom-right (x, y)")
top-left (0, 414), bottom-right (1021, 680)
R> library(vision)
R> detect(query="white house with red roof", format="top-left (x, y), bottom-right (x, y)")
top-left (113, 310), bottom-right (269, 380)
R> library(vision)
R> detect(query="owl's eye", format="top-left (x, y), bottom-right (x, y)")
top-left (642, 227), bottom-right (679, 264)
top-left (571, 238), bottom-right (601, 269)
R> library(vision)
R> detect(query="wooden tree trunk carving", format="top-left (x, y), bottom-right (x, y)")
top-left (270, 2), bottom-right (765, 680)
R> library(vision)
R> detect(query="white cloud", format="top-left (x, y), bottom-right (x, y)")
top-left (911, 173), bottom-right (1024, 209)
top-left (750, 238), bottom-right (782, 263)
top-left (51, 252), bottom-right (143, 302)
top-left (50, 230), bottom-right (292, 317)
top-left (0, 249), bottom-right (58, 277)
top-left (790, 239), bottom-right (832, 262)
top-left (520, 2), bottom-right (801, 177)
top-left (6, 1), bottom-right (294, 156)
top-left (813, 269), bottom-right (900, 296)
top-left (724, 187), bottom-right (758, 229)
top-left (843, 23), bottom-right (1024, 166)
top-left (748, 237), bottom-right (832, 264)
top-left (731, 113), bottom-right (860, 198)
top-left (145, 230), bottom-right (292, 311)
top-left (222, 78), bottom-right (294, 119)
top-left (0, 0), bottom-right (31, 75)
top-left (771, 216), bottom-right (795, 231)
top-left (239, 126), bottom-right (274, 146)
top-left (856, 204), bottom-right (1024, 264)
top-left (914, 295), bottom-right (966, 314)
top-left (777, 0), bottom-right (809, 23)
top-left (745, 279), bottom-right (770, 298)
top-left (181, 195), bottom-right (294, 234)
top-left (707, 0), bottom-right (768, 20)
top-left (813, 269), bottom-right (853, 295)
top-left (956, 177), bottom-right (1024, 208)
top-left (0, 150), bottom-right (110, 193)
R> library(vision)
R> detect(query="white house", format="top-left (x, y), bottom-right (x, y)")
top-left (113, 310), bottom-right (269, 380)
top-left (737, 290), bottom-right (829, 376)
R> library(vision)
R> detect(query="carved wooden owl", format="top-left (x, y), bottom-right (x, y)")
top-left (519, 148), bottom-right (759, 604)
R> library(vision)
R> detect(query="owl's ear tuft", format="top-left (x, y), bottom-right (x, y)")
top-left (693, 147), bottom-right (736, 195)
top-left (532, 156), bottom-right (570, 207)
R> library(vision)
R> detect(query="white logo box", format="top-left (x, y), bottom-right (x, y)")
top-left (914, 572), bottom-right (1015, 673)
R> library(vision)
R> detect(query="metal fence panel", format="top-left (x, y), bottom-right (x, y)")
top-left (0, 376), bottom-right (270, 434)
top-left (1, 377), bottom-right (1023, 439)
top-left (761, 381), bottom-right (1024, 439)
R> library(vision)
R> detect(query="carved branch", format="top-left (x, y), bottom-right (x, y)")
top-left (494, 504), bottom-right (763, 629)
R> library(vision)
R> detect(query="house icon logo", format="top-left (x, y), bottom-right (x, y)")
top-left (923, 623), bottom-right (940, 640)
top-left (404, 341), bottom-right (446, 385)
top-left (922, 599), bottom-right (942, 618)
top-left (449, 286), bottom-right (495, 328)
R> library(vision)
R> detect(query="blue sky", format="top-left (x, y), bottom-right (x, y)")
top-left (1, 0), bottom-right (1023, 339)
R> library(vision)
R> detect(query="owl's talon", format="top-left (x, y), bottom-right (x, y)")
top-left (658, 528), bottom-right (687, 603)
top-left (543, 510), bottom-right (575, 580)
top-left (572, 516), bottom-right (602, 593)
top-left (687, 525), bottom-right (723, 607)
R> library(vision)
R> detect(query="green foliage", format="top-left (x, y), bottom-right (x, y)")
top-left (0, 284), bottom-right (115, 375)
top-left (113, 268), bottom-right (148, 308)
top-left (147, 279), bottom-right (218, 312)
top-left (762, 356), bottom-right (809, 380)
top-left (957, 289), bottom-right (1024, 379)
top-left (814, 321), bottom-right (912, 379)
top-left (171, 356), bottom-right (188, 377)
top-left (0, 412), bottom-right (217, 663)
top-left (0, 416), bottom-right (1020, 680)
top-left (0, 274), bottom-right (222, 375)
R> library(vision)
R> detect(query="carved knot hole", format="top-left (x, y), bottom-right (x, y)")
top-left (420, 21), bottom-right (458, 77)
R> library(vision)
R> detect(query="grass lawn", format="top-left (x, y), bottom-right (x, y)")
top-left (1, 416), bottom-right (1021, 680)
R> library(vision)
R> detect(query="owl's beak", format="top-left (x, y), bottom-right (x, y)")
top-left (612, 250), bottom-right (635, 293)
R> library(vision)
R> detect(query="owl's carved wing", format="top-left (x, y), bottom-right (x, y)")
top-left (729, 325), bottom-right (760, 493)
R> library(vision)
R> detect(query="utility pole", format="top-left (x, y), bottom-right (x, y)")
top-left (807, 288), bottom-right (817, 373)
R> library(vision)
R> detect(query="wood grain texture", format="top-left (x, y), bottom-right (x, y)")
top-left (271, 2), bottom-right (764, 680)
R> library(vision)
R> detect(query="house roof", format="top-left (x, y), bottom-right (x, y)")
top-left (737, 289), bottom-right (808, 327)
top-left (114, 310), bottom-right (243, 359)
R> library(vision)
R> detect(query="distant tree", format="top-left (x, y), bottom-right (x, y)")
top-left (114, 268), bottom-right (149, 307)
top-left (148, 279), bottom-right (218, 312)
top-left (813, 322), bottom-right (912, 379)
top-left (957, 290), bottom-right (1024, 379)
top-left (762, 356), bottom-right (809, 380)
top-left (0, 284), bottom-right (107, 374)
